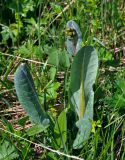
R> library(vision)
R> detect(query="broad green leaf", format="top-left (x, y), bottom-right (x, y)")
top-left (48, 49), bottom-right (70, 69)
top-left (26, 124), bottom-right (49, 136)
top-left (54, 110), bottom-right (67, 149)
top-left (70, 46), bottom-right (98, 118)
top-left (49, 67), bottom-right (57, 81)
top-left (14, 63), bottom-right (49, 126)
top-left (69, 46), bottom-right (98, 149)
top-left (48, 51), bottom-right (59, 67)
top-left (59, 50), bottom-right (70, 68)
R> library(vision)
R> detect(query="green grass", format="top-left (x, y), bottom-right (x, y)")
top-left (0, 0), bottom-right (125, 159)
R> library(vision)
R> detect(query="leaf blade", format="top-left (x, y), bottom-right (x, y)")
top-left (69, 46), bottom-right (98, 149)
top-left (54, 110), bottom-right (67, 149)
top-left (14, 63), bottom-right (49, 126)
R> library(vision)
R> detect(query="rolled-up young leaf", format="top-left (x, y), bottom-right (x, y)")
top-left (65, 20), bottom-right (82, 55)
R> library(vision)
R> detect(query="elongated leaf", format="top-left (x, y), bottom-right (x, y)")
top-left (69, 46), bottom-right (98, 149)
top-left (26, 124), bottom-right (49, 136)
top-left (54, 110), bottom-right (67, 149)
top-left (14, 63), bottom-right (49, 126)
